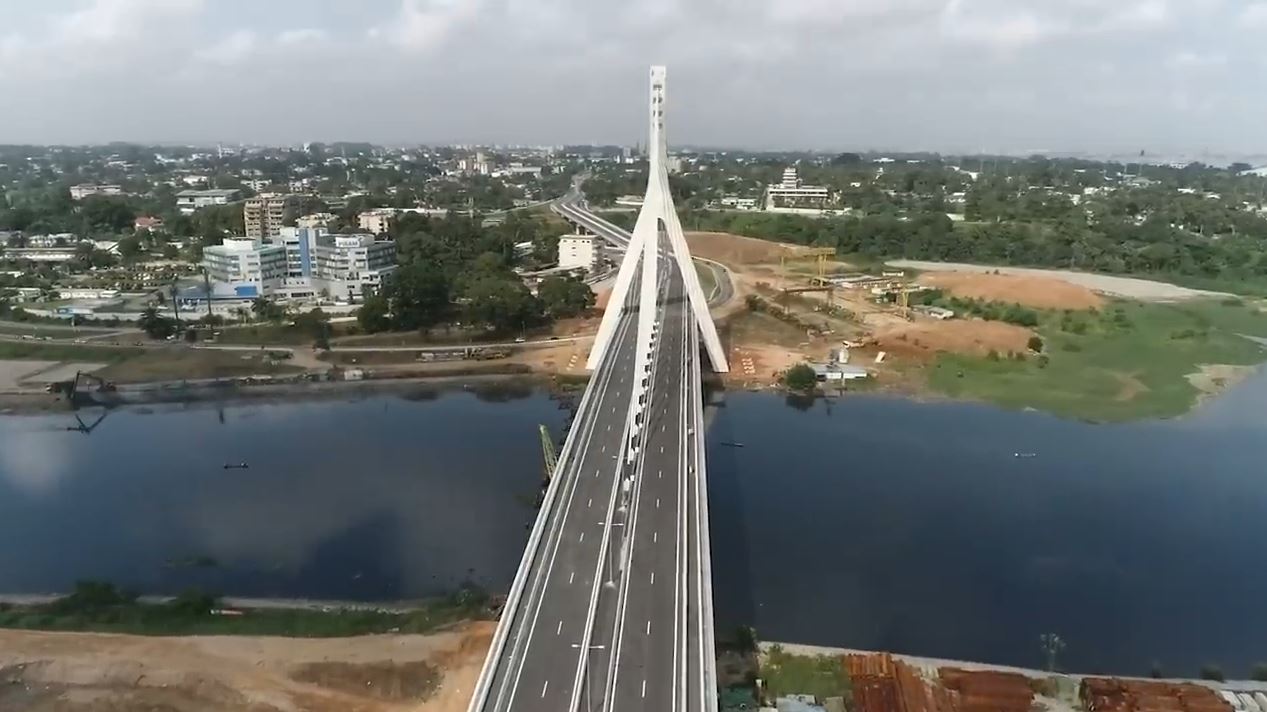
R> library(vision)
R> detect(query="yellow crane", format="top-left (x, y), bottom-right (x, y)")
top-left (539, 424), bottom-right (558, 480)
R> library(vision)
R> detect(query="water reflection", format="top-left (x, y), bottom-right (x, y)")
top-left (0, 389), bottom-right (563, 600)
top-left (708, 368), bottom-right (1267, 677)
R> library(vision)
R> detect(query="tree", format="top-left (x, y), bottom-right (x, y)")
top-left (782, 363), bottom-right (818, 392)
top-left (117, 235), bottom-right (143, 262)
top-left (734, 625), bottom-right (758, 654)
top-left (538, 274), bottom-right (595, 318)
top-left (293, 308), bottom-right (331, 348)
top-left (384, 263), bottom-right (451, 329)
top-left (463, 276), bottom-right (543, 331)
top-left (1199, 664), bottom-right (1225, 682)
top-left (251, 297), bottom-right (284, 322)
top-left (1251, 663), bottom-right (1267, 682)
top-left (357, 294), bottom-right (392, 333)
top-left (138, 306), bottom-right (175, 339)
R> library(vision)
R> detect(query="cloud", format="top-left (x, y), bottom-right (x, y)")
top-left (197, 29), bottom-right (257, 65)
top-left (1239, 2), bottom-right (1267, 28)
top-left (369, 0), bottom-right (484, 52)
top-left (278, 28), bottom-right (328, 45)
top-left (1168, 49), bottom-right (1228, 69)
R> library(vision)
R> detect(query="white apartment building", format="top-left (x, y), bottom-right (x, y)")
top-left (558, 234), bottom-right (598, 272)
top-left (297, 212), bottom-right (338, 229)
top-left (176, 189), bottom-right (240, 214)
top-left (765, 166), bottom-right (830, 208)
top-left (202, 237), bottom-right (287, 298)
top-left (357, 208), bottom-right (396, 235)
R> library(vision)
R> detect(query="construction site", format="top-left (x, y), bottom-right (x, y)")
top-left (753, 648), bottom-right (1265, 712)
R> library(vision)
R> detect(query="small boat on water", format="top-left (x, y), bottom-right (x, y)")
top-left (223, 462), bottom-right (250, 470)
top-left (721, 442), bottom-right (745, 448)
top-left (1014, 452), bottom-right (1037, 459)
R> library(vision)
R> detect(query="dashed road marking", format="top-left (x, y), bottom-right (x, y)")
top-left (541, 681), bottom-right (549, 698)
top-left (556, 620), bottom-right (563, 635)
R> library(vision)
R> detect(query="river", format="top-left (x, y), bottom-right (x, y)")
top-left (1, 374), bottom-right (1265, 676)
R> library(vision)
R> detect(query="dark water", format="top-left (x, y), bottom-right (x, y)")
top-left (2, 374), bottom-right (1266, 676)
top-left (0, 385), bottom-right (565, 601)
top-left (707, 369), bottom-right (1267, 678)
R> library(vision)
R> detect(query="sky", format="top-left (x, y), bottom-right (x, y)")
top-left (0, 0), bottom-right (1264, 155)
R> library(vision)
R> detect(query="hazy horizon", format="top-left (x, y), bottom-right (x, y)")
top-left (2, 1), bottom-right (1265, 156)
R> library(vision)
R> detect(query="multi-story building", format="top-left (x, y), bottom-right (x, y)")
top-left (765, 166), bottom-right (830, 208)
top-left (176, 188), bottom-right (240, 214)
top-left (201, 237), bottom-right (287, 298)
top-left (273, 227), bottom-right (397, 302)
top-left (558, 234), bottom-right (598, 273)
top-left (244, 195), bottom-right (291, 238)
top-left (357, 208), bottom-right (396, 235)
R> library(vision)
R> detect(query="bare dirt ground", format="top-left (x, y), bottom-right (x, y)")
top-left (891, 260), bottom-right (1229, 301)
top-left (873, 319), bottom-right (1034, 360)
top-left (0, 621), bottom-right (494, 712)
top-left (919, 271), bottom-right (1105, 310)
top-left (1186, 363), bottom-right (1259, 404)
top-left (685, 231), bottom-right (804, 266)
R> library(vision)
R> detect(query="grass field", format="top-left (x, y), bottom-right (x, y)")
top-left (927, 299), bottom-right (1267, 421)
top-left (760, 645), bottom-right (851, 700)
top-left (96, 349), bottom-right (305, 383)
top-left (0, 341), bottom-right (139, 363)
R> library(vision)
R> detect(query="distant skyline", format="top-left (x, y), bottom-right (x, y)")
top-left (2, 1), bottom-right (1265, 155)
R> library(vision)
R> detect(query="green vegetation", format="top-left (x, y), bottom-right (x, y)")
top-left (761, 646), bottom-right (851, 700)
top-left (357, 212), bottom-right (570, 336)
top-left (0, 580), bottom-right (491, 637)
top-left (927, 299), bottom-right (1267, 421)
top-left (782, 363), bottom-right (818, 392)
top-left (0, 341), bottom-right (139, 362)
top-left (915, 289), bottom-right (1040, 327)
top-left (537, 274), bottom-right (596, 318)
top-left (1251, 663), bottom-right (1267, 682)
top-left (1199, 664), bottom-right (1226, 682)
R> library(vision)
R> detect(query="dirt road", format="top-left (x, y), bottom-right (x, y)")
top-left (0, 622), bottom-right (493, 712)
top-left (891, 260), bottom-right (1228, 301)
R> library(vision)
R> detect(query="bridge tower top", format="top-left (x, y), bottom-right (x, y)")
top-left (649, 66), bottom-right (667, 170)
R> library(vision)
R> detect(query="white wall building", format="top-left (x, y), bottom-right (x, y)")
top-left (271, 227), bottom-right (397, 302)
top-left (176, 189), bottom-right (240, 214)
top-left (765, 166), bottom-right (830, 208)
top-left (70, 184), bottom-right (123, 200)
top-left (201, 237), bottom-right (287, 298)
top-left (357, 208), bottom-right (395, 235)
top-left (558, 234), bottom-right (598, 272)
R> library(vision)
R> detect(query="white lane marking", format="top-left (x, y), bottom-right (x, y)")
top-left (587, 498), bottom-right (592, 508)
top-left (541, 681), bottom-right (549, 698)
top-left (607, 424), bottom-right (611, 431)
top-left (650, 572), bottom-right (655, 585)
top-left (569, 572), bottom-right (575, 584)
top-left (646, 620), bottom-right (651, 635)
top-left (579, 531), bottom-right (585, 543)
top-left (658, 470), bottom-right (662, 479)
top-left (601, 445), bottom-right (606, 453)
top-left (556, 620), bottom-right (563, 635)
top-left (642, 680), bottom-right (647, 698)
top-left (660, 446), bottom-right (664, 454)
top-left (656, 497), bottom-right (660, 508)
top-left (653, 532), bottom-right (657, 543)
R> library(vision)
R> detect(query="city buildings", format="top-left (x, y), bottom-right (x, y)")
top-left (134, 216), bottom-right (165, 232)
top-left (203, 227), bottom-right (397, 303)
top-left (69, 184), bottom-right (123, 200)
top-left (766, 166), bottom-right (830, 208)
top-left (201, 237), bottom-right (287, 298)
top-left (244, 195), bottom-right (291, 238)
top-left (357, 208), bottom-right (396, 235)
top-left (297, 212), bottom-right (338, 229)
top-left (557, 234), bottom-right (599, 272)
top-left (176, 188), bottom-right (240, 214)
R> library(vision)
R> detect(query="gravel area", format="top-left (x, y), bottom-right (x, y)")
top-left (0, 360), bottom-right (57, 391)
top-left (889, 261), bottom-right (1231, 301)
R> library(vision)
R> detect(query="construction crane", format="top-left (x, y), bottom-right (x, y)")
top-left (538, 424), bottom-right (558, 481)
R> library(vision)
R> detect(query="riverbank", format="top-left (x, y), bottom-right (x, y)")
top-left (0, 621), bottom-right (494, 712)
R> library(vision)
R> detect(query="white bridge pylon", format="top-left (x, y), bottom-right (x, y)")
top-left (587, 65), bottom-right (729, 374)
